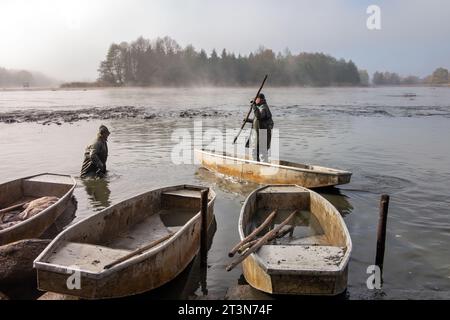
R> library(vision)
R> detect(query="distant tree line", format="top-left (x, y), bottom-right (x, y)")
top-left (0, 67), bottom-right (53, 88)
top-left (372, 67), bottom-right (449, 86)
top-left (97, 36), bottom-right (362, 87)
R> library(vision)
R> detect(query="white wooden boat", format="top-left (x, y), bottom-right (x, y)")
top-left (195, 149), bottom-right (351, 188)
top-left (238, 185), bottom-right (352, 295)
top-left (34, 185), bottom-right (216, 299)
top-left (0, 174), bottom-right (76, 246)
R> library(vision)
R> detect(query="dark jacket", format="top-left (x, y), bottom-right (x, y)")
top-left (246, 101), bottom-right (274, 150)
top-left (81, 136), bottom-right (108, 177)
top-left (252, 102), bottom-right (274, 130)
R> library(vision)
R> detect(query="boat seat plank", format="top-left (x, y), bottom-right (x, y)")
top-left (276, 234), bottom-right (329, 246)
top-left (257, 245), bottom-right (345, 273)
top-left (167, 226), bottom-right (183, 233)
top-left (257, 186), bottom-right (306, 194)
top-left (25, 174), bottom-right (73, 185)
top-left (107, 213), bottom-right (172, 251)
top-left (162, 189), bottom-right (201, 199)
top-left (47, 241), bottom-right (131, 272)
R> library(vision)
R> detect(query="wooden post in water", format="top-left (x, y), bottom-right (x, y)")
top-left (200, 188), bottom-right (209, 268)
top-left (375, 194), bottom-right (390, 282)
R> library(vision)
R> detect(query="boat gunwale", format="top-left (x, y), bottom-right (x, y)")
top-left (196, 149), bottom-right (351, 177)
top-left (34, 184), bottom-right (216, 279)
top-left (238, 184), bottom-right (352, 276)
top-left (0, 173), bottom-right (76, 236)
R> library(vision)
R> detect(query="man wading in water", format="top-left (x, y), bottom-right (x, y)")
top-left (81, 125), bottom-right (110, 178)
top-left (245, 93), bottom-right (274, 162)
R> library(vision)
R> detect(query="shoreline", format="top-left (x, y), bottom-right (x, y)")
top-left (2, 84), bottom-right (449, 92)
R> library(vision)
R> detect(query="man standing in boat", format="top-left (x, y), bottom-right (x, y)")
top-left (245, 93), bottom-right (274, 162)
top-left (80, 125), bottom-right (110, 178)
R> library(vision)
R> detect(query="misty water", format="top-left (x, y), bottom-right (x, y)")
top-left (0, 87), bottom-right (449, 299)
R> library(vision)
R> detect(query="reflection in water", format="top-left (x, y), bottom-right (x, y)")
top-left (81, 177), bottom-right (112, 210)
top-left (314, 187), bottom-right (354, 217)
top-left (195, 167), bottom-right (259, 198)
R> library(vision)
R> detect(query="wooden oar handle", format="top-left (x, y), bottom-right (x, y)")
top-left (226, 210), bottom-right (297, 272)
top-left (0, 202), bottom-right (29, 217)
top-left (104, 233), bottom-right (174, 270)
top-left (228, 210), bottom-right (277, 257)
top-left (237, 225), bottom-right (294, 255)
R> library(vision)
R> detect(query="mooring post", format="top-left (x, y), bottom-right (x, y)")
top-left (375, 194), bottom-right (390, 282)
top-left (200, 188), bottom-right (209, 268)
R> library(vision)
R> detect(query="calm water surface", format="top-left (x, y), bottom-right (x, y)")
top-left (0, 87), bottom-right (449, 299)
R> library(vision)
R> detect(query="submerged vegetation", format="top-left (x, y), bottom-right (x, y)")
top-left (97, 36), bottom-right (362, 87)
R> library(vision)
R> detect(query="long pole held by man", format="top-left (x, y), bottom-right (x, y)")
top-left (233, 75), bottom-right (273, 162)
top-left (233, 75), bottom-right (268, 145)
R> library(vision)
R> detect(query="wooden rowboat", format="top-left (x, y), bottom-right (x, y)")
top-left (34, 185), bottom-right (216, 299)
top-left (238, 185), bottom-right (352, 295)
top-left (0, 174), bottom-right (76, 246)
top-left (195, 149), bottom-right (352, 188)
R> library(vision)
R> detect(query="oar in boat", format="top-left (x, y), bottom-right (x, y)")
top-left (228, 210), bottom-right (277, 257)
top-left (237, 225), bottom-right (294, 255)
top-left (226, 211), bottom-right (297, 272)
top-left (0, 202), bottom-right (29, 217)
top-left (104, 233), bottom-right (174, 269)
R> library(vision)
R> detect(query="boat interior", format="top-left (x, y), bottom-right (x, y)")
top-left (0, 174), bottom-right (74, 210)
top-left (42, 187), bottom-right (207, 273)
top-left (246, 186), bottom-right (348, 272)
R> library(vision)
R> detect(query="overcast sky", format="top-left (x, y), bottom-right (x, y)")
top-left (0, 0), bottom-right (449, 81)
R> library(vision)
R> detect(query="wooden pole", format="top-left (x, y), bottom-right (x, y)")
top-left (228, 210), bottom-right (277, 257)
top-left (0, 202), bottom-right (29, 217)
top-left (237, 225), bottom-right (294, 254)
top-left (104, 233), bottom-right (174, 269)
top-left (233, 75), bottom-right (268, 144)
top-left (375, 194), bottom-right (390, 281)
top-left (226, 211), bottom-right (297, 272)
top-left (200, 188), bottom-right (209, 268)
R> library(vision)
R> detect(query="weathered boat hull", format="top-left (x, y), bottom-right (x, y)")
top-left (34, 185), bottom-right (216, 299)
top-left (0, 174), bottom-right (76, 246)
top-left (238, 185), bottom-right (352, 295)
top-left (195, 149), bottom-right (351, 188)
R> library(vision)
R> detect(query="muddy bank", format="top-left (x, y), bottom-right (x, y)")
top-left (0, 239), bottom-right (51, 285)
top-left (0, 106), bottom-right (232, 125)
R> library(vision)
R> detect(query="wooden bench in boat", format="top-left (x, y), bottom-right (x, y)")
top-left (162, 189), bottom-right (202, 199)
top-left (276, 234), bottom-right (329, 246)
top-left (257, 245), bottom-right (346, 274)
